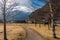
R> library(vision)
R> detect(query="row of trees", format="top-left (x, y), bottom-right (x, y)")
top-left (29, 0), bottom-right (59, 38)
top-left (35, 0), bottom-right (58, 38)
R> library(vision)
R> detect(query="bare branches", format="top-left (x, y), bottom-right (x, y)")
top-left (0, 0), bottom-right (19, 19)
top-left (0, 0), bottom-right (18, 13)
top-left (6, 2), bottom-right (18, 13)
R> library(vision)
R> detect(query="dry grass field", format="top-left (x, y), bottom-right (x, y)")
top-left (0, 23), bottom-right (26, 40)
top-left (0, 23), bottom-right (60, 40)
top-left (16, 23), bottom-right (60, 40)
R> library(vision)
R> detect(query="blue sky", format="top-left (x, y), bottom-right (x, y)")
top-left (31, 0), bottom-right (45, 9)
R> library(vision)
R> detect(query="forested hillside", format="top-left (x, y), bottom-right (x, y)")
top-left (29, 0), bottom-right (60, 23)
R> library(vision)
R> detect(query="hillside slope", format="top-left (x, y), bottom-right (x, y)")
top-left (29, 0), bottom-right (60, 23)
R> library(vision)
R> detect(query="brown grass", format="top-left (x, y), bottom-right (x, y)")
top-left (0, 23), bottom-right (60, 40)
top-left (0, 23), bottom-right (26, 40)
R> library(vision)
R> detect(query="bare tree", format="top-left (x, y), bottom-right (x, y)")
top-left (48, 0), bottom-right (56, 38)
top-left (0, 0), bottom-right (18, 40)
top-left (3, 0), bottom-right (7, 40)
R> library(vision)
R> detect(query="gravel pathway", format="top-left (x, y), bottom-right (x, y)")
top-left (22, 27), bottom-right (45, 40)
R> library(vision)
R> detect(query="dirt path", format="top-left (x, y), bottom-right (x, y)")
top-left (22, 26), bottom-right (45, 40)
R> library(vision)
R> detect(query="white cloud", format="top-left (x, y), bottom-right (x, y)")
top-left (0, 0), bottom-right (35, 12)
top-left (12, 6), bottom-right (35, 12)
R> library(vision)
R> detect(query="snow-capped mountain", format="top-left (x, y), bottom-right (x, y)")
top-left (0, 0), bottom-right (48, 22)
top-left (6, 10), bottom-right (31, 21)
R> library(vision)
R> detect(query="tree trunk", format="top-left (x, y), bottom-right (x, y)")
top-left (34, 14), bottom-right (36, 27)
top-left (48, 0), bottom-right (56, 38)
top-left (3, 0), bottom-right (7, 40)
top-left (52, 23), bottom-right (56, 38)
top-left (3, 11), bottom-right (7, 40)
top-left (34, 20), bottom-right (36, 27)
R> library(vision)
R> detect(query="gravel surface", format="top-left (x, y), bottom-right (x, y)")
top-left (22, 27), bottom-right (45, 40)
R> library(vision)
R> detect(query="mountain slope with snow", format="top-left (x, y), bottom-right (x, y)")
top-left (0, 0), bottom-right (48, 22)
